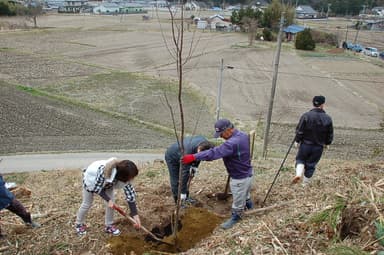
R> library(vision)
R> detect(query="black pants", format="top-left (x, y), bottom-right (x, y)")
top-left (296, 143), bottom-right (324, 178)
top-left (165, 154), bottom-right (191, 203)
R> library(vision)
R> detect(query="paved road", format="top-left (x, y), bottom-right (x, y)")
top-left (0, 152), bottom-right (164, 173)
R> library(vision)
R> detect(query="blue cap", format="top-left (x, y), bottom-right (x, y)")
top-left (214, 119), bottom-right (233, 138)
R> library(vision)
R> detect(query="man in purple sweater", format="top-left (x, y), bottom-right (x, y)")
top-left (182, 119), bottom-right (254, 229)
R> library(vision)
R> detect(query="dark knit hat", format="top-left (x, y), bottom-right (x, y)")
top-left (313, 96), bottom-right (325, 107)
top-left (214, 119), bottom-right (234, 138)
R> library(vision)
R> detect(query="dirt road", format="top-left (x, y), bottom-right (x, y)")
top-left (0, 152), bottom-right (163, 173)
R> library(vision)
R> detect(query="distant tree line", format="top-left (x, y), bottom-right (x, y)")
top-left (0, 0), bottom-right (42, 27)
top-left (290, 0), bottom-right (384, 16)
top-left (231, 0), bottom-right (295, 32)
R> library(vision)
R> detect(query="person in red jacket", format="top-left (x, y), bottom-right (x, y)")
top-left (182, 119), bottom-right (253, 229)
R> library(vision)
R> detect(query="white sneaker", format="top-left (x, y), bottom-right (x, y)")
top-left (302, 176), bottom-right (311, 187)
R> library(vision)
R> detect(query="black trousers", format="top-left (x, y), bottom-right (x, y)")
top-left (296, 143), bottom-right (324, 178)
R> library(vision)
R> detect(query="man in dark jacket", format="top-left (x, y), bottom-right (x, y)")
top-left (165, 136), bottom-right (214, 204)
top-left (182, 119), bottom-right (254, 229)
top-left (0, 174), bottom-right (40, 238)
top-left (292, 96), bottom-right (333, 186)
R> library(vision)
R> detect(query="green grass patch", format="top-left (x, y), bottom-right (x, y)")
top-left (375, 220), bottom-right (384, 246)
top-left (15, 83), bottom-right (175, 136)
top-left (0, 47), bottom-right (16, 52)
top-left (309, 198), bottom-right (346, 240)
top-left (65, 41), bottom-right (97, 47)
top-left (3, 172), bottom-right (29, 185)
top-left (145, 170), bottom-right (159, 179)
top-left (299, 51), bottom-right (332, 58)
top-left (15, 70), bottom-right (215, 136)
top-left (327, 245), bottom-right (370, 255)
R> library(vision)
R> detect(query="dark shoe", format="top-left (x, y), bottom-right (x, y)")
top-left (220, 212), bottom-right (241, 229)
top-left (181, 197), bottom-right (197, 208)
top-left (245, 199), bottom-right (254, 210)
top-left (185, 197), bottom-right (197, 205)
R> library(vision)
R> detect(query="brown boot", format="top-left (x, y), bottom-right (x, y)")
top-left (292, 176), bottom-right (302, 184)
top-left (292, 163), bottom-right (304, 184)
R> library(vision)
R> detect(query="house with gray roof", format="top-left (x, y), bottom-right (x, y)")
top-left (296, 5), bottom-right (318, 19)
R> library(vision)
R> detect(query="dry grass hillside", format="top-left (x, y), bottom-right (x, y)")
top-left (1, 158), bottom-right (383, 254)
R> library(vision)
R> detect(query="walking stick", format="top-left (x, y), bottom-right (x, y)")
top-left (262, 138), bottom-right (296, 206)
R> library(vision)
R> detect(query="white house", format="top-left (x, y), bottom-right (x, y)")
top-left (197, 20), bottom-right (207, 29)
top-left (185, 1), bottom-right (199, 11)
top-left (372, 6), bottom-right (384, 16)
top-left (208, 14), bottom-right (226, 29)
top-left (93, 3), bottom-right (120, 14)
top-left (149, 0), bottom-right (169, 8)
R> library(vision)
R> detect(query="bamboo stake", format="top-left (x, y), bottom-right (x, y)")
top-left (262, 221), bottom-right (288, 255)
top-left (244, 201), bottom-right (290, 216)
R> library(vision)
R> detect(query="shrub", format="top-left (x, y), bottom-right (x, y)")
top-left (310, 30), bottom-right (338, 47)
top-left (0, 0), bottom-right (14, 15)
top-left (262, 28), bottom-right (273, 41)
top-left (295, 28), bottom-right (315, 51)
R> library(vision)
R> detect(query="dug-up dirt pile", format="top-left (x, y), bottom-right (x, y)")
top-left (0, 158), bottom-right (383, 254)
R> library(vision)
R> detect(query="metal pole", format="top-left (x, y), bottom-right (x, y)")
top-left (262, 137), bottom-right (295, 206)
top-left (216, 58), bottom-right (224, 121)
top-left (262, 13), bottom-right (285, 159)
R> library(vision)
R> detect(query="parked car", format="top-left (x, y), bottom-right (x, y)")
top-left (363, 47), bottom-right (379, 57)
top-left (351, 44), bottom-right (363, 52)
top-left (379, 51), bottom-right (384, 60)
top-left (342, 41), bottom-right (354, 50)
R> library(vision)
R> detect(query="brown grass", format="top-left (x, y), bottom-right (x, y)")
top-left (1, 158), bottom-right (383, 254)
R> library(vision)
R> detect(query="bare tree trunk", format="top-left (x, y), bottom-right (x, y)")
top-left (162, 3), bottom-right (186, 245)
top-left (33, 16), bottom-right (37, 28)
top-left (158, 2), bottom-right (202, 245)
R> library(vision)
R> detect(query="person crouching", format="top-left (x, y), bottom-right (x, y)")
top-left (75, 158), bottom-right (141, 236)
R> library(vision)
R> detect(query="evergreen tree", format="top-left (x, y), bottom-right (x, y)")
top-left (295, 28), bottom-right (316, 50)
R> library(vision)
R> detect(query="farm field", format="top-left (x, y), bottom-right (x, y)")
top-left (0, 13), bottom-right (383, 157)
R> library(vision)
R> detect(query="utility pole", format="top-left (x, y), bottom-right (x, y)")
top-left (345, 24), bottom-right (348, 42)
top-left (216, 59), bottom-right (224, 121)
top-left (216, 59), bottom-right (234, 121)
top-left (354, 20), bottom-right (361, 44)
top-left (262, 12), bottom-right (285, 159)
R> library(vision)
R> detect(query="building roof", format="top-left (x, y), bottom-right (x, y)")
top-left (283, 25), bottom-right (305, 34)
top-left (97, 3), bottom-right (119, 8)
top-left (296, 5), bottom-right (317, 14)
top-left (209, 14), bottom-right (224, 20)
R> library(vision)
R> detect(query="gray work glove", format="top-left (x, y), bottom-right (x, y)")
top-left (294, 142), bottom-right (300, 148)
top-left (189, 166), bottom-right (198, 177)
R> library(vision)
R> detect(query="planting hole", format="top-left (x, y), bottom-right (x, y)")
top-left (108, 207), bottom-right (223, 254)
